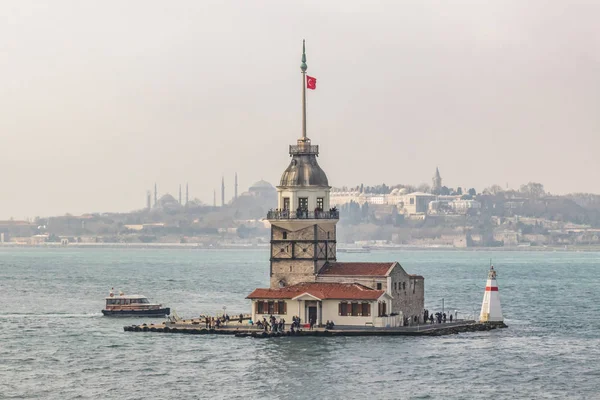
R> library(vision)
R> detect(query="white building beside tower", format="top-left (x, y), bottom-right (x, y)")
top-left (246, 41), bottom-right (425, 328)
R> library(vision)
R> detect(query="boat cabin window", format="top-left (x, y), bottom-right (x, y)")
top-left (106, 298), bottom-right (150, 305)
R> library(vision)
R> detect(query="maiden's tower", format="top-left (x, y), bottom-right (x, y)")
top-left (247, 42), bottom-right (425, 327)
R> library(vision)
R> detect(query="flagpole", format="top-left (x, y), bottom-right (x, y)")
top-left (301, 39), bottom-right (307, 140)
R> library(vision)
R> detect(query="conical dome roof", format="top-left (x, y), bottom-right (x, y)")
top-left (279, 154), bottom-right (329, 187)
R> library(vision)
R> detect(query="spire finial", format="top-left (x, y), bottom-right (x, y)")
top-left (301, 39), bottom-right (307, 72)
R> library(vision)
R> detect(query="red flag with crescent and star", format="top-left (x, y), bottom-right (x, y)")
top-left (306, 75), bottom-right (316, 90)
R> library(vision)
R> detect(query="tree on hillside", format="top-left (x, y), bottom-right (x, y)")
top-left (417, 183), bottom-right (431, 193)
top-left (519, 182), bottom-right (546, 199)
top-left (483, 185), bottom-right (504, 195)
top-left (468, 188), bottom-right (477, 196)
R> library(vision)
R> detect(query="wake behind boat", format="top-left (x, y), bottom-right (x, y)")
top-left (102, 289), bottom-right (170, 317)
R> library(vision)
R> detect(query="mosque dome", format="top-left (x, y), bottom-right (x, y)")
top-left (250, 180), bottom-right (275, 191)
top-left (248, 180), bottom-right (276, 197)
top-left (158, 194), bottom-right (178, 205)
top-left (279, 155), bottom-right (329, 187)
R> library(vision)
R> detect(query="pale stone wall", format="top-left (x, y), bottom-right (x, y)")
top-left (316, 275), bottom-right (387, 291)
top-left (316, 224), bottom-right (336, 241)
top-left (270, 260), bottom-right (316, 288)
top-left (387, 264), bottom-right (424, 323)
top-left (277, 187), bottom-right (331, 211)
top-left (270, 223), bottom-right (337, 288)
top-left (251, 299), bottom-right (298, 323)
top-left (316, 263), bottom-right (425, 323)
top-left (251, 298), bottom-right (396, 327)
top-left (272, 225), bottom-right (315, 241)
top-left (321, 300), bottom-right (380, 326)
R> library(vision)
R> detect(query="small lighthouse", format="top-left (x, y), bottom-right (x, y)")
top-left (479, 265), bottom-right (503, 323)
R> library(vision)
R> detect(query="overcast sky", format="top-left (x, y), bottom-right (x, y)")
top-left (1, 0), bottom-right (599, 219)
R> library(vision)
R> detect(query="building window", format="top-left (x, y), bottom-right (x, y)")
top-left (283, 197), bottom-right (290, 210)
top-left (362, 303), bottom-right (371, 316)
top-left (403, 282), bottom-right (406, 290)
top-left (282, 232), bottom-right (287, 239)
top-left (316, 197), bottom-right (324, 210)
top-left (278, 301), bottom-right (286, 314)
top-left (377, 283), bottom-right (382, 290)
top-left (394, 282), bottom-right (397, 291)
top-left (410, 198), bottom-right (415, 205)
top-left (268, 301), bottom-right (275, 314)
top-left (298, 197), bottom-right (308, 210)
top-left (257, 301), bottom-right (264, 314)
top-left (339, 302), bottom-right (347, 316)
top-left (413, 281), bottom-right (416, 294)
top-left (351, 303), bottom-right (359, 316)
top-left (378, 302), bottom-right (387, 317)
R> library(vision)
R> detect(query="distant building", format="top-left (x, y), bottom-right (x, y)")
top-left (329, 187), bottom-right (408, 207)
top-left (400, 192), bottom-right (436, 215)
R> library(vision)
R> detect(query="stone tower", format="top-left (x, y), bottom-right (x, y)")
top-left (267, 40), bottom-right (338, 289)
top-left (432, 167), bottom-right (442, 194)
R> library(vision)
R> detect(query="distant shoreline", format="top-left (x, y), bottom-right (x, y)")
top-left (1, 242), bottom-right (598, 252)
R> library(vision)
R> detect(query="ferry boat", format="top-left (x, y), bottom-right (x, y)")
top-left (102, 289), bottom-right (170, 317)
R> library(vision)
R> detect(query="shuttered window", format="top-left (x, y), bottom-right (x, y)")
top-left (362, 303), bottom-right (370, 317)
top-left (378, 302), bottom-right (387, 317)
top-left (339, 302), bottom-right (347, 316)
top-left (351, 303), bottom-right (359, 316)
top-left (278, 301), bottom-right (286, 315)
top-left (268, 301), bottom-right (275, 314)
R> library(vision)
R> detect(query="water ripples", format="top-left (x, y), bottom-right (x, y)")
top-left (1, 248), bottom-right (599, 399)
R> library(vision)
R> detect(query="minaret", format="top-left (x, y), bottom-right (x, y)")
top-left (266, 40), bottom-right (338, 289)
top-left (154, 183), bottom-right (158, 207)
top-left (432, 167), bottom-right (442, 194)
top-left (221, 177), bottom-right (225, 206)
top-left (213, 189), bottom-right (216, 207)
top-left (179, 184), bottom-right (182, 205)
top-left (479, 265), bottom-right (504, 324)
top-left (146, 190), bottom-right (151, 210)
top-left (185, 183), bottom-right (189, 206)
top-left (235, 173), bottom-right (238, 200)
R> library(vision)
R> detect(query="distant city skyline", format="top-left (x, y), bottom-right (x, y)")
top-left (1, 1), bottom-right (599, 219)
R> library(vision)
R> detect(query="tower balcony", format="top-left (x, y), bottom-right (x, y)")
top-left (289, 144), bottom-right (319, 156)
top-left (267, 209), bottom-right (339, 220)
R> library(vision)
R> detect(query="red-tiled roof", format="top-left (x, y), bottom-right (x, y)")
top-left (318, 262), bottom-right (396, 276)
top-left (246, 282), bottom-right (386, 301)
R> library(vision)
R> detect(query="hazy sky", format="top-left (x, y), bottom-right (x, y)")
top-left (1, 0), bottom-right (599, 219)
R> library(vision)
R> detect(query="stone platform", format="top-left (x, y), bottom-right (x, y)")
top-left (123, 320), bottom-right (507, 338)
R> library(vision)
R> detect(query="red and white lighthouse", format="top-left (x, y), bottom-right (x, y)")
top-left (479, 265), bottom-right (503, 323)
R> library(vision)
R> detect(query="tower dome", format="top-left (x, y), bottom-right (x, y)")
top-left (279, 149), bottom-right (329, 187)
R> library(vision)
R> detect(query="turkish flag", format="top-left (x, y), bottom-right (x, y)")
top-left (306, 75), bottom-right (317, 90)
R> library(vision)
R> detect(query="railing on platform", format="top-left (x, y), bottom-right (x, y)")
top-left (289, 144), bottom-right (319, 156)
top-left (267, 209), bottom-right (339, 220)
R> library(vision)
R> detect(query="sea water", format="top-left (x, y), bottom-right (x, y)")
top-left (1, 248), bottom-right (599, 399)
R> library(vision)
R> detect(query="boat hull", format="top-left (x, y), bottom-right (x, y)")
top-left (102, 308), bottom-right (170, 317)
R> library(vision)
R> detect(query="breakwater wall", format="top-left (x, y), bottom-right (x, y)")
top-left (123, 321), bottom-right (507, 338)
